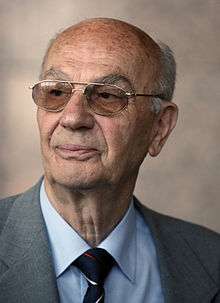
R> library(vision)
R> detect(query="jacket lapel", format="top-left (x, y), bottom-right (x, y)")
top-left (0, 180), bottom-right (59, 303)
top-left (135, 199), bottom-right (219, 303)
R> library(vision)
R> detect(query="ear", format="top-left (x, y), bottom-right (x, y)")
top-left (148, 101), bottom-right (178, 157)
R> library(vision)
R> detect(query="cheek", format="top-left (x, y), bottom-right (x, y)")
top-left (109, 108), bottom-right (154, 160)
top-left (37, 110), bottom-right (60, 145)
top-left (97, 112), bottom-right (137, 159)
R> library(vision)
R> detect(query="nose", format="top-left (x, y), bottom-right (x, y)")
top-left (59, 90), bottom-right (95, 130)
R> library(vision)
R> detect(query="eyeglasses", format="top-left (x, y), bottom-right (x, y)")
top-left (30, 80), bottom-right (163, 116)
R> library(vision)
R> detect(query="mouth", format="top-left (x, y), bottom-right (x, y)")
top-left (55, 144), bottom-right (100, 161)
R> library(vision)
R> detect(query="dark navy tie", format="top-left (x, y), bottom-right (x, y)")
top-left (74, 248), bottom-right (115, 303)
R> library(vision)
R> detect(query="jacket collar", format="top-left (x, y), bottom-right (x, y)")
top-left (0, 178), bottom-right (59, 303)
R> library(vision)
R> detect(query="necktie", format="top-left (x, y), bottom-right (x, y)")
top-left (74, 248), bottom-right (115, 303)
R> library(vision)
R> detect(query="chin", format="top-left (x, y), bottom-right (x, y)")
top-left (42, 152), bottom-right (119, 191)
top-left (45, 166), bottom-right (109, 191)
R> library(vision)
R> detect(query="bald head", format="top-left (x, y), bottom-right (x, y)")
top-left (41, 18), bottom-right (176, 104)
top-left (43, 19), bottom-right (160, 67)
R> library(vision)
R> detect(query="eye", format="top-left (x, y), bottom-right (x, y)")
top-left (49, 89), bottom-right (64, 97)
top-left (99, 92), bottom-right (116, 99)
top-left (96, 86), bottom-right (125, 100)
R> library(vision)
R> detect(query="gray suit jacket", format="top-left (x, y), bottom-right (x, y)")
top-left (0, 179), bottom-right (220, 303)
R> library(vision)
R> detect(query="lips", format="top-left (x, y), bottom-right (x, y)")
top-left (54, 144), bottom-right (100, 160)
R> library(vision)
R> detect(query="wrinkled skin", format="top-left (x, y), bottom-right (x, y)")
top-left (37, 18), bottom-right (178, 246)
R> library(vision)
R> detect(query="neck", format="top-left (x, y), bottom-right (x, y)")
top-left (44, 177), bottom-right (136, 247)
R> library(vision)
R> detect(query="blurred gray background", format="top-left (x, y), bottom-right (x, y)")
top-left (0, 0), bottom-right (220, 231)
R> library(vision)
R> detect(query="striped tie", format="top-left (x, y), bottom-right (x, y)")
top-left (74, 248), bottom-right (115, 303)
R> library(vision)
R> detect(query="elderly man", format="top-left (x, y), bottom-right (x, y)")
top-left (0, 18), bottom-right (220, 303)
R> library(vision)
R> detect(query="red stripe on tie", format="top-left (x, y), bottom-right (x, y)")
top-left (84, 252), bottom-right (97, 261)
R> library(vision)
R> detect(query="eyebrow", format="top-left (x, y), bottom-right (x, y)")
top-left (40, 68), bottom-right (71, 81)
top-left (94, 74), bottom-right (133, 87)
top-left (41, 68), bottom-right (133, 88)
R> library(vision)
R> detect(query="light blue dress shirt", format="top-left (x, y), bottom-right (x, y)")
top-left (40, 181), bottom-right (164, 303)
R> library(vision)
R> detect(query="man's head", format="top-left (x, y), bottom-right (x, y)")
top-left (35, 18), bottom-right (178, 191)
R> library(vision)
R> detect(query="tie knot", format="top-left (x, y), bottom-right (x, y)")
top-left (74, 248), bottom-right (115, 285)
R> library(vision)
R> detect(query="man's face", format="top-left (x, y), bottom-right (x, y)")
top-left (37, 25), bottom-right (159, 190)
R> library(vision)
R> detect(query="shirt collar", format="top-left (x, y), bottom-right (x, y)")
top-left (40, 182), bottom-right (90, 277)
top-left (40, 180), bottom-right (136, 283)
top-left (98, 201), bottom-right (136, 283)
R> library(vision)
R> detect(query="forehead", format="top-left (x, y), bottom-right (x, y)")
top-left (43, 22), bottom-right (160, 86)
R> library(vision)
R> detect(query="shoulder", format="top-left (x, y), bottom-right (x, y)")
top-left (136, 199), bottom-right (220, 240)
top-left (135, 198), bottom-right (220, 248)
top-left (0, 178), bottom-right (43, 235)
top-left (134, 198), bottom-right (220, 283)
top-left (0, 194), bottom-right (21, 233)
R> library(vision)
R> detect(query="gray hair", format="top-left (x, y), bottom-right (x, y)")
top-left (151, 43), bottom-right (176, 114)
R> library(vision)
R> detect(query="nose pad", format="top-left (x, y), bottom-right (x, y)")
top-left (68, 88), bottom-right (88, 110)
top-left (72, 88), bottom-right (84, 94)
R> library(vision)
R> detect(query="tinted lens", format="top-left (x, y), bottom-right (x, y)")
top-left (32, 81), bottom-right (72, 111)
top-left (85, 84), bottom-right (128, 115)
